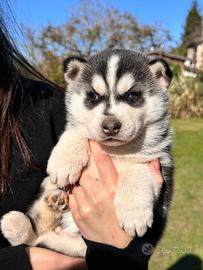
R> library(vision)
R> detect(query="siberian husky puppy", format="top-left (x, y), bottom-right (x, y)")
top-left (1, 50), bottom-right (173, 257)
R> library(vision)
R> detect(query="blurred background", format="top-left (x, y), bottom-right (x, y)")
top-left (2, 0), bottom-right (203, 269)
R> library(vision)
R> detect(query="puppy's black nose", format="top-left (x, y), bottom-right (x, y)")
top-left (102, 117), bottom-right (121, 136)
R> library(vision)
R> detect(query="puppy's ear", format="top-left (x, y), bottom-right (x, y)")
top-left (63, 56), bottom-right (87, 83)
top-left (148, 58), bottom-right (173, 89)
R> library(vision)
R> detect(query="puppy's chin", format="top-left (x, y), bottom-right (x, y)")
top-left (99, 139), bottom-right (128, 147)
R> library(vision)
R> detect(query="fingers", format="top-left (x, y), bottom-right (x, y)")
top-left (69, 184), bottom-right (93, 221)
top-left (79, 170), bottom-right (95, 193)
top-left (69, 189), bottom-right (90, 224)
top-left (80, 170), bottom-right (109, 204)
top-left (69, 193), bottom-right (79, 221)
top-left (149, 159), bottom-right (163, 185)
top-left (89, 140), bottom-right (118, 188)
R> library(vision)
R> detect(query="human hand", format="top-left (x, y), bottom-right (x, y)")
top-left (26, 246), bottom-right (86, 270)
top-left (69, 141), bottom-right (163, 248)
top-left (69, 140), bottom-right (132, 248)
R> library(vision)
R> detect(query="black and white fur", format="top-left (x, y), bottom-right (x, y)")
top-left (1, 50), bottom-right (173, 257)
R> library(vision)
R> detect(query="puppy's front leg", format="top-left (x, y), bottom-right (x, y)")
top-left (115, 164), bottom-right (160, 237)
top-left (47, 128), bottom-right (90, 188)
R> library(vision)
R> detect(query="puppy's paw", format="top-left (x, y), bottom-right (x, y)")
top-left (47, 150), bottom-right (89, 188)
top-left (1, 211), bottom-right (34, 246)
top-left (117, 207), bottom-right (153, 237)
top-left (44, 189), bottom-right (68, 212)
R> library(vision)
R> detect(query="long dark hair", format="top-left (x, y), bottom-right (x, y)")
top-left (0, 6), bottom-right (57, 195)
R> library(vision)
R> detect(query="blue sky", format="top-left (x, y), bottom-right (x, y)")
top-left (10, 0), bottom-right (203, 46)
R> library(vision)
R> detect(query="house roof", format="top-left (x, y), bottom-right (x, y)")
top-left (147, 50), bottom-right (203, 73)
top-left (147, 51), bottom-right (188, 62)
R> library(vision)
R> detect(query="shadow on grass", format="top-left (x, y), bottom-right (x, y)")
top-left (167, 254), bottom-right (202, 270)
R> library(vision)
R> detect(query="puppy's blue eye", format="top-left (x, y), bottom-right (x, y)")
top-left (126, 90), bottom-right (141, 102)
top-left (87, 91), bottom-right (100, 101)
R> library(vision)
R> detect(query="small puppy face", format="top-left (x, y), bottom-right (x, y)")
top-left (64, 50), bottom-right (172, 146)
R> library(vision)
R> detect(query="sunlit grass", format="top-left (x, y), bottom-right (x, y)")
top-left (149, 118), bottom-right (203, 270)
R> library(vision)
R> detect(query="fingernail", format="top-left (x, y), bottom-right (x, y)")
top-left (152, 159), bottom-right (160, 170)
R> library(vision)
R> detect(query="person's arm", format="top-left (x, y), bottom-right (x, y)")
top-left (26, 247), bottom-right (86, 270)
top-left (69, 141), bottom-right (163, 270)
top-left (0, 244), bottom-right (86, 270)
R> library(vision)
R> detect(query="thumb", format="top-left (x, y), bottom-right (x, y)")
top-left (149, 159), bottom-right (163, 186)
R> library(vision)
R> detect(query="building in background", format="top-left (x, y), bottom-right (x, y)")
top-left (148, 38), bottom-right (203, 78)
top-left (187, 39), bottom-right (203, 70)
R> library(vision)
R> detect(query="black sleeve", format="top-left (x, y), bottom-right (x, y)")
top-left (0, 245), bottom-right (32, 270)
top-left (83, 237), bottom-right (151, 270)
top-left (50, 87), bottom-right (66, 140)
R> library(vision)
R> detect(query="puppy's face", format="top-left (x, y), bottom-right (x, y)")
top-left (64, 50), bottom-right (172, 146)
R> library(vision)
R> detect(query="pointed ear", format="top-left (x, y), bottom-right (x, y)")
top-left (63, 56), bottom-right (87, 83)
top-left (148, 58), bottom-right (173, 89)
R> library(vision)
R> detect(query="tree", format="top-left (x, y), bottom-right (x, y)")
top-left (178, 0), bottom-right (202, 55)
top-left (25, 0), bottom-right (171, 86)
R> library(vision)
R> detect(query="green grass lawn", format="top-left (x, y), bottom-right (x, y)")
top-left (149, 118), bottom-right (203, 270)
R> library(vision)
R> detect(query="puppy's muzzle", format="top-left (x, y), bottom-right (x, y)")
top-left (102, 117), bottom-right (121, 136)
